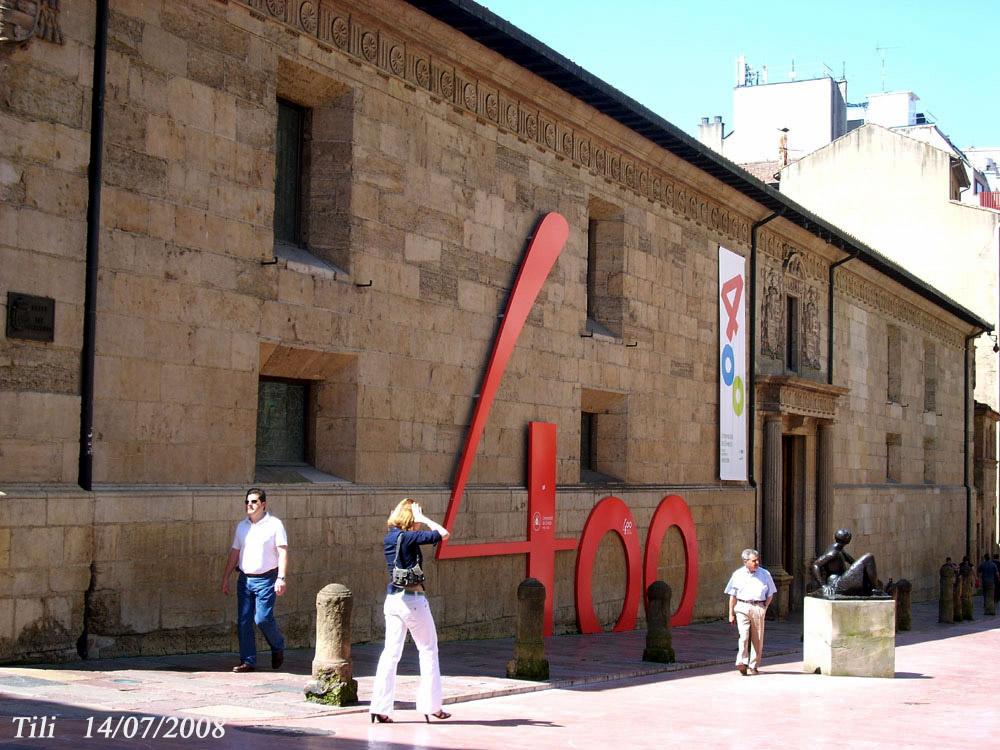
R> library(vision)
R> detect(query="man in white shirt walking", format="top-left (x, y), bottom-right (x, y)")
top-left (723, 548), bottom-right (776, 675)
top-left (221, 488), bottom-right (288, 673)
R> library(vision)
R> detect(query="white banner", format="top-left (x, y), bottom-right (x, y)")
top-left (719, 246), bottom-right (747, 481)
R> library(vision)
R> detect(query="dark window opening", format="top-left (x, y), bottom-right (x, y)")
top-left (585, 198), bottom-right (625, 339)
top-left (274, 98), bottom-right (305, 245)
top-left (887, 325), bottom-right (902, 403)
top-left (580, 411), bottom-right (595, 473)
top-left (785, 295), bottom-right (799, 372)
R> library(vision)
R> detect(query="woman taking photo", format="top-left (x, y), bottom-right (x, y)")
top-left (369, 498), bottom-right (452, 724)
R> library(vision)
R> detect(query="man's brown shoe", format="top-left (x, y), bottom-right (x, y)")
top-left (232, 662), bottom-right (255, 673)
top-left (271, 649), bottom-right (284, 670)
top-left (749, 668), bottom-right (759, 675)
top-left (736, 664), bottom-right (747, 675)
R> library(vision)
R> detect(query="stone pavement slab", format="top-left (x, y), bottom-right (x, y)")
top-left (0, 599), bottom-right (996, 748)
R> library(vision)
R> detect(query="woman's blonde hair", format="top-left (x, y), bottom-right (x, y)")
top-left (387, 497), bottom-right (417, 530)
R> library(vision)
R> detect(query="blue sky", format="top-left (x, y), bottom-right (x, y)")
top-left (481, 1), bottom-right (998, 150)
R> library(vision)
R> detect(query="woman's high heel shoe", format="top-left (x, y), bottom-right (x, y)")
top-left (424, 710), bottom-right (451, 723)
top-left (370, 713), bottom-right (393, 724)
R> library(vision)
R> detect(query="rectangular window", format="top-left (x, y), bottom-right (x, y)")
top-left (580, 411), bottom-right (595, 473)
top-left (923, 340), bottom-right (937, 412)
top-left (785, 295), bottom-right (799, 372)
top-left (580, 389), bottom-right (627, 483)
top-left (585, 197), bottom-right (625, 338)
top-left (274, 98), bottom-right (305, 245)
top-left (886, 433), bottom-right (901, 483)
top-left (887, 324), bottom-right (902, 403)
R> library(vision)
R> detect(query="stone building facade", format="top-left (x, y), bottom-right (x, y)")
top-left (0, 0), bottom-right (991, 661)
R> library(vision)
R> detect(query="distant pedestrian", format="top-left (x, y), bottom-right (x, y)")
top-left (370, 498), bottom-right (452, 724)
top-left (993, 554), bottom-right (1000, 606)
top-left (724, 548), bottom-right (776, 676)
top-left (221, 488), bottom-right (288, 673)
top-left (980, 554), bottom-right (999, 614)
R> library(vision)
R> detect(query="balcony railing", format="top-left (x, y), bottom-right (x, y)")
top-left (980, 191), bottom-right (1000, 210)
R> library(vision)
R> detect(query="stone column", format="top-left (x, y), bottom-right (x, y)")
top-left (815, 421), bottom-right (834, 554)
top-left (938, 564), bottom-right (955, 623)
top-left (762, 414), bottom-right (789, 617)
top-left (506, 578), bottom-right (549, 680)
top-left (762, 414), bottom-right (785, 572)
top-left (894, 579), bottom-right (912, 631)
top-left (642, 581), bottom-right (675, 663)
top-left (304, 584), bottom-right (358, 705)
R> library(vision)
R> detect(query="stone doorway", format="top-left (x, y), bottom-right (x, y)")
top-left (782, 434), bottom-right (807, 607)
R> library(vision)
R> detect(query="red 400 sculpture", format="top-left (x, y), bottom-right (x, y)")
top-left (437, 212), bottom-right (699, 636)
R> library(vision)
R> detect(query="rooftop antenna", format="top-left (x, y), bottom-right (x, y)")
top-left (875, 42), bottom-right (900, 92)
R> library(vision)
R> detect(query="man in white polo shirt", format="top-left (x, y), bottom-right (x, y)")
top-left (221, 488), bottom-right (288, 673)
top-left (724, 548), bottom-right (776, 676)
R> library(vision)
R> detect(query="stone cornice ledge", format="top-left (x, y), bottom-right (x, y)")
top-left (756, 375), bottom-right (849, 420)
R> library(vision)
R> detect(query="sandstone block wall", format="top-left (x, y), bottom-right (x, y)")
top-left (0, 484), bottom-right (751, 662)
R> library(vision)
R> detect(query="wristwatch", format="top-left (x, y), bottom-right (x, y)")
top-left (277, 576), bottom-right (286, 581)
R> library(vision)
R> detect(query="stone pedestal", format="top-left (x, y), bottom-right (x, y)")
top-left (802, 597), bottom-right (895, 678)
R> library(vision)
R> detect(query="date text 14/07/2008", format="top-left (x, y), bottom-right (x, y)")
top-left (10, 715), bottom-right (226, 740)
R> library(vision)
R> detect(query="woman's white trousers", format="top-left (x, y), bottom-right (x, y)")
top-left (369, 592), bottom-right (442, 717)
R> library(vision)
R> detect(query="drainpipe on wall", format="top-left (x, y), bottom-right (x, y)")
top-left (826, 249), bottom-right (858, 386)
top-left (78, 0), bottom-right (109, 491)
top-left (748, 211), bottom-right (779, 549)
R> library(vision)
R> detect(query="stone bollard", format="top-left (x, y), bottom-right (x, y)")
top-left (304, 583), bottom-right (358, 705)
top-left (951, 567), bottom-right (962, 620)
top-left (959, 563), bottom-right (975, 621)
top-left (506, 578), bottom-right (549, 680)
top-left (894, 579), bottom-right (912, 631)
top-left (642, 581), bottom-right (675, 663)
top-left (938, 564), bottom-right (955, 623)
top-left (984, 575), bottom-right (997, 616)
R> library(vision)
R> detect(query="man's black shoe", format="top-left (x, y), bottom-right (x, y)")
top-left (232, 662), bottom-right (255, 673)
top-left (271, 649), bottom-right (284, 670)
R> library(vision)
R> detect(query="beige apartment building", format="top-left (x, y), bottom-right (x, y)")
top-left (0, 0), bottom-right (991, 662)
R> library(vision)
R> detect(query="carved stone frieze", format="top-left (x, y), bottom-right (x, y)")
top-left (227, 0), bottom-right (754, 248)
top-left (759, 231), bottom-right (823, 281)
top-left (760, 265), bottom-right (784, 360)
top-left (803, 286), bottom-right (821, 369)
top-left (0, 0), bottom-right (63, 45)
top-left (837, 270), bottom-right (965, 348)
top-left (757, 375), bottom-right (847, 421)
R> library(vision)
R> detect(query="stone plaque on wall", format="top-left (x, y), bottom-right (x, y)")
top-left (6, 292), bottom-right (55, 342)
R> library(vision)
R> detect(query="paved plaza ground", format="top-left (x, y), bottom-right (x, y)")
top-left (1, 600), bottom-right (997, 748)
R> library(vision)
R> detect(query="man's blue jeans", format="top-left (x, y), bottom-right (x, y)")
top-left (236, 571), bottom-right (285, 666)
